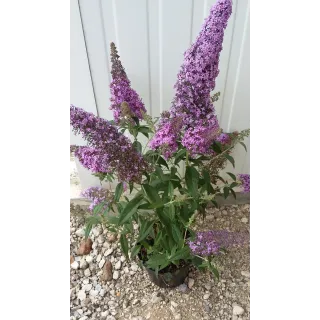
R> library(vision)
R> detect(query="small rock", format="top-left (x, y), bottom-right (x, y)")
top-left (106, 316), bottom-right (116, 320)
top-left (89, 289), bottom-right (98, 297)
top-left (233, 305), bottom-right (245, 315)
top-left (151, 294), bottom-right (163, 304)
top-left (120, 255), bottom-right (126, 262)
top-left (131, 263), bottom-right (139, 272)
top-left (145, 312), bottom-right (151, 319)
top-left (96, 254), bottom-right (102, 263)
top-left (71, 261), bottom-right (79, 270)
top-left (177, 283), bottom-right (188, 293)
top-left (132, 298), bottom-right (140, 305)
top-left (241, 217), bottom-right (248, 223)
top-left (92, 228), bottom-right (102, 237)
top-left (232, 316), bottom-right (238, 320)
top-left (84, 268), bottom-right (91, 277)
top-left (115, 260), bottom-right (121, 270)
top-left (188, 278), bottom-right (195, 289)
top-left (77, 239), bottom-right (93, 255)
top-left (101, 311), bottom-right (109, 317)
top-left (85, 256), bottom-right (93, 264)
top-left (77, 309), bottom-right (83, 315)
top-left (171, 301), bottom-right (178, 308)
top-left (99, 259), bottom-right (105, 269)
top-left (124, 267), bottom-right (129, 274)
top-left (241, 271), bottom-right (250, 278)
top-left (75, 228), bottom-right (85, 237)
top-left (99, 289), bottom-right (105, 296)
top-left (113, 271), bottom-right (120, 280)
top-left (80, 259), bottom-right (88, 269)
top-left (203, 293), bottom-right (210, 300)
top-left (222, 210), bottom-right (228, 215)
top-left (100, 261), bottom-right (113, 282)
top-left (84, 284), bottom-right (92, 292)
top-left (107, 234), bottom-right (117, 243)
top-left (70, 255), bottom-right (75, 264)
top-left (104, 248), bottom-right (114, 256)
top-left (204, 284), bottom-right (211, 291)
top-left (79, 317), bottom-right (88, 320)
top-left (77, 290), bottom-right (86, 301)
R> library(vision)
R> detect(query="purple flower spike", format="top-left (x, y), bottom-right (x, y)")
top-left (110, 42), bottom-right (146, 122)
top-left (238, 174), bottom-right (250, 193)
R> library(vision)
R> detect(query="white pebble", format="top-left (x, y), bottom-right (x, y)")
top-left (233, 305), bottom-right (244, 315)
top-left (241, 217), bottom-right (248, 223)
top-left (241, 271), bottom-right (250, 278)
top-left (203, 294), bottom-right (210, 300)
top-left (89, 289), bottom-right (98, 297)
top-left (75, 229), bottom-right (85, 237)
top-left (188, 278), bottom-right (195, 289)
top-left (115, 260), bottom-right (121, 270)
top-left (84, 284), bottom-right (92, 292)
top-left (120, 256), bottom-right (126, 262)
top-left (77, 290), bottom-right (86, 301)
top-left (113, 271), bottom-right (120, 280)
top-left (104, 248), bottom-right (114, 256)
top-left (131, 264), bottom-right (139, 272)
top-left (99, 259), bottom-right (105, 269)
top-left (96, 254), bottom-right (102, 263)
top-left (85, 256), bottom-right (93, 263)
top-left (71, 261), bottom-right (79, 270)
top-left (84, 268), bottom-right (91, 277)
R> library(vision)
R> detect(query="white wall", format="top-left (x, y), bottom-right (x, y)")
top-left (71, 0), bottom-right (250, 192)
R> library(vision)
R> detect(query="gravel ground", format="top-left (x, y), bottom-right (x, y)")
top-left (70, 204), bottom-right (250, 320)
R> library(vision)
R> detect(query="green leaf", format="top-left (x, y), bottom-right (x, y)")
top-left (136, 220), bottom-right (154, 243)
top-left (133, 141), bottom-right (142, 153)
top-left (226, 172), bottom-right (237, 181)
top-left (130, 245), bottom-right (141, 259)
top-left (118, 194), bottom-right (143, 225)
top-left (171, 225), bottom-right (182, 244)
top-left (141, 184), bottom-right (162, 205)
top-left (225, 154), bottom-right (235, 168)
top-left (129, 182), bottom-right (134, 194)
top-left (185, 166), bottom-right (199, 198)
top-left (84, 224), bottom-right (92, 239)
top-left (229, 182), bottom-right (238, 188)
top-left (230, 189), bottom-right (237, 199)
top-left (212, 142), bottom-right (222, 154)
top-left (169, 246), bottom-right (190, 261)
top-left (157, 157), bottom-right (169, 170)
top-left (223, 187), bottom-right (230, 199)
top-left (240, 142), bottom-right (247, 152)
top-left (213, 175), bottom-right (225, 183)
top-left (209, 264), bottom-right (220, 280)
top-left (168, 181), bottom-right (174, 199)
top-left (114, 182), bottom-right (124, 202)
top-left (166, 204), bottom-right (175, 221)
top-left (174, 149), bottom-right (186, 165)
top-left (120, 234), bottom-right (129, 259)
top-left (146, 254), bottom-right (169, 269)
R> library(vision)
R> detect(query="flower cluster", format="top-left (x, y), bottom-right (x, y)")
top-left (181, 122), bottom-right (220, 156)
top-left (238, 174), bottom-right (250, 193)
top-left (216, 132), bottom-right (231, 145)
top-left (149, 117), bottom-right (183, 159)
top-left (188, 230), bottom-right (249, 257)
top-left (110, 42), bottom-right (146, 123)
top-left (70, 105), bottom-right (150, 182)
top-left (150, 0), bottom-right (233, 157)
top-left (81, 187), bottom-right (113, 212)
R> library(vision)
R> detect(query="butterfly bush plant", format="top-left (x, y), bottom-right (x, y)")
top-left (70, 0), bottom-right (250, 280)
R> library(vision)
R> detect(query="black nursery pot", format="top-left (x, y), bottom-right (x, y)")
top-left (142, 263), bottom-right (189, 288)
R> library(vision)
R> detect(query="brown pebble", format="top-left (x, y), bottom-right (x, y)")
top-left (70, 255), bottom-right (75, 264)
top-left (100, 260), bottom-right (113, 282)
top-left (77, 238), bottom-right (93, 255)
